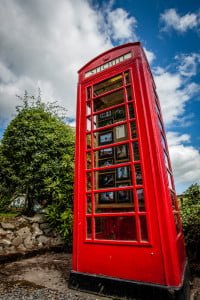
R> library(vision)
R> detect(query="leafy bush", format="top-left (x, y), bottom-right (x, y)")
top-left (0, 91), bottom-right (75, 245)
top-left (180, 183), bottom-right (200, 262)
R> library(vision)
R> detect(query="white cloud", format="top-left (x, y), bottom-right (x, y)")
top-left (106, 8), bottom-right (137, 41)
top-left (0, 0), bottom-right (139, 128)
top-left (175, 53), bottom-right (200, 77)
top-left (143, 47), bottom-right (156, 64)
top-left (167, 132), bottom-right (200, 187)
top-left (160, 8), bottom-right (199, 33)
top-left (154, 67), bottom-right (200, 125)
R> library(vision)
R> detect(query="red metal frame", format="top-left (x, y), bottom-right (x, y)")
top-left (72, 43), bottom-right (186, 287)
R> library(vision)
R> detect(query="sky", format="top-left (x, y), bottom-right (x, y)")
top-left (0, 0), bottom-right (199, 194)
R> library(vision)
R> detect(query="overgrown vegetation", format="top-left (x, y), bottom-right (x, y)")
top-left (180, 183), bottom-right (200, 266)
top-left (0, 91), bottom-right (75, 244)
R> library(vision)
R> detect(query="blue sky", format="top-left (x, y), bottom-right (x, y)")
top-left (0, 0), bottom-right (199, 193)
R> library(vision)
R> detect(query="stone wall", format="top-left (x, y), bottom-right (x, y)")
top-left (0, 214), bottom-right (64, 257)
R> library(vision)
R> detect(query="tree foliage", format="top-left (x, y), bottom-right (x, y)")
top-left (0, 91), bottom-right (75, 244)
top-left (180, 183), bottom-right (200, 262)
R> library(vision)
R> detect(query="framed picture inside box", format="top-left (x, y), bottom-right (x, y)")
top-left (114, 124), bottom-right (127, 142)
top-left (115, 144), bottom-right (129, 161)
top-left (99, 172), bottom-right (115, 188)
top-left (117, 187), bottom-right (132, 203)
top-left (116, 166), bottom-right (130, 180)
top-left (114, 107), bottom-right (125, 121)
top-left (99, 147), bottom-right (113, 158)
top-left (99, 191), bottom-right (115, 204)
top-left (99, 110), bottom-right (112, 120)
top-left (99, 131), bottom-right (113, 145)
top-left (98, 118), bottom-right (113, 128)
top-left (99, 158), bottom-right (113, 167)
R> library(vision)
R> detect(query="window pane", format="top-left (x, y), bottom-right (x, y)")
top-left (94, 89), bottom-right (124, 112)
top-left (140, 216), bottom-right (148, 241)
top-left (93, 74), bottom-right (123, 97)
top-left (95, 189), bottom-right (134, 213)
top-left (86, 152), bottom-right (91, 169)
top-left (132, 141), bottom-right (140, 161)
top-left (137, 189), bottom-right (145, 211)
top-left (86, 134), bottom-right (91, 149)
top-left (86, 117), bottom-right (91, 132)
top-left (87, 87), bottom-right (92, 100)
top-left (87, 218), bottom-right (92, 239)
top-left (87, 172), bottom-right (92, 191)
top-left (125, 71), bottom-right (130, 84)
top-left (126, 86), bottom-right (132, 101)
top-left (130, 122), bottom-right (137, 138)
top-left (96, 106), bottom-right (126, 129)
top-left (86, 101), bottom-right (91, 115)
top-left (95, 216), bottom-right (137, 241)
top-left (95, 166), bottom-right (132, 189)
top-left (94, 143), bottom-right (130, 168)
top-left (128, 103), bottom-right (135, 119)
top-left (87, 194), bottom-right (92, 213)
top-left (135, 164), bottom-right (143, 185)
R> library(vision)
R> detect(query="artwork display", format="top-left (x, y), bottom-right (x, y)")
top-left (99, 131), bottom-right (113, 145)
top-left (94, 104), bottom-right (133, 207)
top-left (99, 192), bottom-right (115, 204)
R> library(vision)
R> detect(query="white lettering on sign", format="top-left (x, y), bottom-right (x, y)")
top-left (85, 52), bottom-right (132, 78)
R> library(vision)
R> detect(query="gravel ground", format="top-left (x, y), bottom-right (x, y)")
top-left (0, 252), bottom-right (109, 300)
top-left (0, 251), bottom-right (199, 299)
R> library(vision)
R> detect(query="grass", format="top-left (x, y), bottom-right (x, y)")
top-left (0, 212), bottom-right (19, 218)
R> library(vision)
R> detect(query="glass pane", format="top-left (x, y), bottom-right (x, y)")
top-left (126, 86), bottom-right (132, 101)
top-left (137, 189), bottom-right (145, 211)
top-left (140, 216), bottom-right (148, 241)
top-left (125, 71), bottom-right (130, 84)
top-left (87, 172), bottom-right (92, 191)
top-left (93, 74), bottom-right (123, 97)
top-left (86, 101), bottom-right (91, 115)
top-left (87, 194), bottom-right (92, 213)
top-left (128, 103), bottom-right (135, 119)
top-left (86, 152), bottom-right (91, 169)
top-left (95, 189), bottom-right (134, 213)
top-left (95, 216), bottom-right (137, 241)
top-left (95, 166), bottom-right (132, 189)
top-left (96, 105), bottom-right (126, 129)
top-left (94, 89), bottom-right (124, 112)
top-left (86, 218), bottom-right (92, 239)
top-left (86, 117), bottom-right (91, 132)
top-left (86, 134), bottom-right (91, 149)
top-left (130, 122), bottom-right (137, 138)
top-left (87, 87), bottom-right (92, 100)
top-left (135, 164), bottom-right (143, 185)
top-left (94, 143), bottom-right (130, 167)
top-left (132, 141), bottom-right (140, 161)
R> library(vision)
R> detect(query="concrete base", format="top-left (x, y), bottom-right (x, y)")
top-left (69, 265), bottom-right (190, 300)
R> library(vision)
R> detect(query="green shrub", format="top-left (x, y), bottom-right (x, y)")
top-left (180, 183), bottom-right (200, 263)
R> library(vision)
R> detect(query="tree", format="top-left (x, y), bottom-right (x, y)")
top-left (180, 183), bottom-right (200, 264)
top-left (0, 92), bottom-right (75, 219)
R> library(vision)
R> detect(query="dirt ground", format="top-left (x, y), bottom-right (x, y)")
top-left (0, 251), bottom-right (199, 299)
top-left (0, 252), bottom-right (110, 299)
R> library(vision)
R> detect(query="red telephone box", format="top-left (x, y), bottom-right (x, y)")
top-left (69, 43), bottom-right (189, 299)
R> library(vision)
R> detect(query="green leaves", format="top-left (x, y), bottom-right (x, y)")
top-left (180, 183), bottom-right (200, 263)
